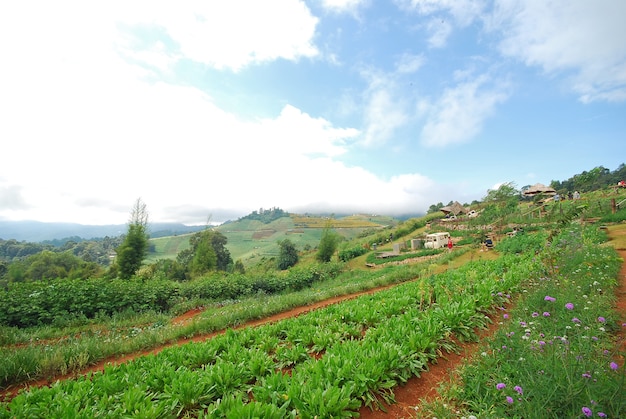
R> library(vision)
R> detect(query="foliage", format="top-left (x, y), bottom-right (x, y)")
top-left (551, 163), bottom-right (626, 193)
top-left (435, 225), bottom-right (624, 419)
top-left (0, 247), bottom-right (540, 416)
top-left (316, 222), bottom-right (340, 262)
top-left (277, 239), bottom-right (299, 270)
top-left (337, 245), bottom-right (368, 262)
top-left (115, 198), bottom-right (149, 279)
top-left (0, 239), bottom-right (52, 261)
top-left (176, 230), bottom-right (233, 278)
top-left (600, 208), bottom-right (626, 223)
top-left (2, 251), bottom-right (102, 283)
top-left (0, 278), bottom-right (180, 328)
top-left (238, 207), bottom-right (288, 224)
top-left (495, 232), bottom-right (548, 255)
top-left (0, 262), bottom-right (344, 329)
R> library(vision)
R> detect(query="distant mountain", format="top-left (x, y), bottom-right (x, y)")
top-left (0, 220), bottom-right (206, 242)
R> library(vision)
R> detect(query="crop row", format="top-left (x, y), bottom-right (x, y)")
top-left (1, 252), bottom-right (543, 418)
top-left (0, 263), bottom-right (343, 328)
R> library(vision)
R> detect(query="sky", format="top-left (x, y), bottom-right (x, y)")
top-left (1, 0), bottom-right (625, 226)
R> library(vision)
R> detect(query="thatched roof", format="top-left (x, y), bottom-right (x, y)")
top-left (522, 183), bottom-right (556, 196)
top-left (440, 201), bottom-right (467, 215)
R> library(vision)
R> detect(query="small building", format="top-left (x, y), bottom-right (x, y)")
top-left (424, 232), bottom-right (450, 249)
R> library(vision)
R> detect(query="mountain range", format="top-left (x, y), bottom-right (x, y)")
top-left (0, 220), bottom-right (207, 242)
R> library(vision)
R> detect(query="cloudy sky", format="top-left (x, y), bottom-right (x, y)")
top-left (1, 0), bottom-right (625, 225)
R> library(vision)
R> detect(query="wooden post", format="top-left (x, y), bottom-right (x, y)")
top-left (612, 198), bottom-right (616, 214)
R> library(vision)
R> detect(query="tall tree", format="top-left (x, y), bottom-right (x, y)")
top-left (316, 220), bottom-right (339, 263)
top-left (116, 198), bottom-right (149, 279)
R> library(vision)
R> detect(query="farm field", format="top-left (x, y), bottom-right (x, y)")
top-left (1, 222), bottom-right (624, 418)
top-left (148, 214), bottom-right (394, 265)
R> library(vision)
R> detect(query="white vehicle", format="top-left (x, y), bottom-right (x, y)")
top-left (467, 210), bottom-right (479, 218)
top-left (424, 232), bottom-right (451, 249)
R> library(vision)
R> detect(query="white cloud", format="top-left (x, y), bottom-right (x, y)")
top-left (358, 70), bottom-right (409, 147)
top-left (321, 0), bottom-right (368, 14)
top-left (425, 18), bottom-right (452, 49)
top-left (396, 0), bottom-right (486, 47)
top-left (418, 74), bottom-right (509, 147)
top-left (395, 53), bottom-right (425, 74)
top-left (488, 0), bottom-right (626, 103)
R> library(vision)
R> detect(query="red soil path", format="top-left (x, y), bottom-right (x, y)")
top-left (3, 232), bottom-right (625, 419)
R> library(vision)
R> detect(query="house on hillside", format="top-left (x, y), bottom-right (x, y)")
top-left (440, 201), bottom-right (467, 217)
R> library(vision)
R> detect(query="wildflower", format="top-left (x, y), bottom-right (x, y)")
top-left (598, 412), bottom-right (606, 417)
top-left (610, 362), bottom-right (618, 370)
top-left (572, 317), bottom-right (581, 323)
top-left (538, 340), bottom-right (546, 346)
top-left (597, 316), bottom-right (606, 323)
top-left (496, 383), bottom-right (506, 390)
top-left (544, 296), bottom-right (556, 302)
top-left (503, 314), bottom-right (509, 319)
top-left (582, 406), bottom-right (592, 417)
top-left (543, 312), bottom-right (550, 317)
top-left (520, 321), bottom-right (527, 327)
top-left (506, 396), bottom-right (514, 404)
top-left (532, 312), bottom-right (539, 317)
top-left (582, 372), bottom-right (592, 379)
top-left (565, 303), bottom-right (574, 310)
top-left (514, 385), bottom-right (523, 395)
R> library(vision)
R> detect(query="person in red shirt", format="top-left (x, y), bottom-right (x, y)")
top-left (447, 238), bottom-right (453, 250)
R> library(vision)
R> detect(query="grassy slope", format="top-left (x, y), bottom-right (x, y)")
top-left (147, 214), bottom-right (395, 265)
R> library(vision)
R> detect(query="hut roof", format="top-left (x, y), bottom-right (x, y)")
top-left (522, 183), bottom-right (556, 196)
top-left (440, 201), bottom-right (467, 215)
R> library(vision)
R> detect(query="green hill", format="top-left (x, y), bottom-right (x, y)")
top-left (147, 214), bottom-right (396, 265)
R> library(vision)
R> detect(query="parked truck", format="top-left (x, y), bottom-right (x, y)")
top-left (423, 232), bottom-right (451, 249)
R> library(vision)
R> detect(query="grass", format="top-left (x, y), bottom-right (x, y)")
top-left (418, 224), bottom-right (626, 418)
top-left (147, 215), bottom-right (390, 265)
top-left (0, 250), bottom-right (452, 390)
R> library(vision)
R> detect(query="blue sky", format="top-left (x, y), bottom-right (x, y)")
top-left (1, 0), bottom-right (625, 225)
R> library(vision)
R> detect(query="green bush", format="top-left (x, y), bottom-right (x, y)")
top-left (338, 245), bottom-right (368, 262)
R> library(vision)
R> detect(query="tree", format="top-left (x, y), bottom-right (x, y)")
top-left (481, 182), bottom-right (520, 224)
top-left (277, 239), bottom-right (298, 270)
top-left (316, 221), bottom-right (339, 263)
top-left (427, 202), bottom-right (444, 214)
top-left (115, 198), bottom-right (149, 279)
top-left (179, 229), bottom-right (233, 278)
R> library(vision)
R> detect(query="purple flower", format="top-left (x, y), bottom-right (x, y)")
top-left (543, 311), bottom-right (551, 317)
top-left (514, 385), bottom-right (523, 395)
top-left (582, 406), bottom-right (592, 417)
top-left (519, 321), bottom-right (527, 327)
top-left (503, 314), bottom-right (509, 319)
top-left (598, 316), bottom-right (606, 323)
top-left (538, 340), bottom-right (546, 346)
top-left (610, 362), bottom-right (619, 370)
top-left (582, 372), bottom-right (592, 379)
top-left (496, 382), bottom-right (506, 390)
top-left (598, 412), bottom-right (607, 417)
top-left (532, 312), bottom-right (539, 317)
top-left (506, 396), bottom-right (514, 404)
top-left (544, 296), bottom-right (556, 302)
top-left (572, 317), bottom-right (581, 323)
top-left (565, 303), bottom-right (574, 310)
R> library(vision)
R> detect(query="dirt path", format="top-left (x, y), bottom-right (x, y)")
top-left (357, 227), bottom-right (626, 418)
top-left (0, 281), bottom-right (403, 400)
top-left (3, 232), bottom-right (625, 416)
